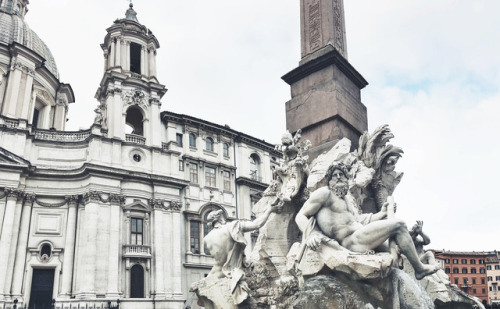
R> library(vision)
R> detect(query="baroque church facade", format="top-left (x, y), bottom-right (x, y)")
top-left (0, 2), bottom-right (279, 308)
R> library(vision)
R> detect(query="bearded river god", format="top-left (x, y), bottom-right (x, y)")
top-left (295, 163), bottom-right (439, 280)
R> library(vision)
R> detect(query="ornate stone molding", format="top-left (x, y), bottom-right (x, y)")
top-left (110, 193), bottom-right (126, 205)
top-left (65, 195), bottom-right (79, 205)
top-left (5, 188), bottom-right (23, 201)
top-left (122, 89), bottom-right (149, 110)
top-left (35, 198), bottom-right (66, 208)
top-left (24, 194), bottom-right (36, 205)
top-left (82, 191), bottom-right (101, 204)
top-left (149, 199), bottom-right (165, 210)
top-left (12, 61), bottom-right (35, 76)
top-left (170, 201), bottom-right (181, 212)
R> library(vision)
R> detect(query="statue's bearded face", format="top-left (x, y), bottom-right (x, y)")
top-left (328, 169), bottom-right (349, 198)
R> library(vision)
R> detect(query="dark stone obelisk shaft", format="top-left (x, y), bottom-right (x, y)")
top-left (284, 0), bottom-right (368, 159)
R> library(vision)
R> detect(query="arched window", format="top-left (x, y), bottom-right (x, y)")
top-left (40, 244), bottom-right (51, 258)
top-left (130, 264), bottom-right (144, 298)
top-left (250, 154), bottom-right (260, 181)
top-left (205, 137), bottom-right (214, 152)
top-left (189, 133), bottom-right (196, 148)
top-left (223, 143), bottom-right (229, 157)
top-left (125, 106), bottom-right (144, 136)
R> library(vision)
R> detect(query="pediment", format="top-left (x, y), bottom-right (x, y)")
top-left (123, 201), bottom-right (151, 213)
top-left (0, 147), bottom-right (31, 166)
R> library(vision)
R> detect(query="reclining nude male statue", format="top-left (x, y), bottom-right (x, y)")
top-left (295, 162), bottom-right (439, 280)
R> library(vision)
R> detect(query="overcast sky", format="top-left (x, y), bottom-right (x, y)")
top-left (26, 1), bottom-right (500, 252)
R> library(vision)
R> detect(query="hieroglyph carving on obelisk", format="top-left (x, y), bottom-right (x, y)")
top-left (301, 0), bottom-right (348, 59)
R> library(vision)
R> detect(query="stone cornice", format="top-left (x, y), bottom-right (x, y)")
top-left (235, 176), bottom-right (269, 192)
top-left (282, 47), bottom-right (368, 89)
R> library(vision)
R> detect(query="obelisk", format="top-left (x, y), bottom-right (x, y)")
top-left (283, 0), bottom-right (368, 158)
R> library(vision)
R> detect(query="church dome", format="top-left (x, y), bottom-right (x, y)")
top-left (0, 11), bottom-right (59, 78)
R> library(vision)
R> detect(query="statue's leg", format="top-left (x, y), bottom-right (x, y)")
top-left (341, 219), bottom-right (439, 279)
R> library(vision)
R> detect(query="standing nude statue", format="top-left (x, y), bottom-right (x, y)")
top-left (203, 205), bottom-right (276, 305)
top-left (295, 163), bottom-right (439, 280)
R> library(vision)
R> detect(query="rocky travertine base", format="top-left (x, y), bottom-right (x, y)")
top-left (286, 242), bottom-right (393, 280)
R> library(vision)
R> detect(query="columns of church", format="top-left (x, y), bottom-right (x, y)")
top-left (59, 196), bottom-right (78, 298)
top-left (0, 192), bottom-right (6, 229)
top-left (76, 192), bottom-right (100, 299)
top-left (162, 206), bottom-right (173, 296)
top-left (109, 39), bottom-right (116, 68)
top-left (149, 98), bottom-right (161, 147)
top-left (19, 68), bottom-right (35, 120)
top-left (171, 205), bottom-right (183, 296)
top-left (144, 48), bottom-right (150, 77)
top-left (2, 190), bottom-right (23, 299)
top-left (53, 101), bottom-right (67, 130)
top-left (3, 62), bottom-right (22, 117)
top-left (140, 46), bottom-right (146, 75)
top-left (106, 194), bottom-right (123, 298)
top-left (112, 86), bottom-right (123, 140)
top-left (0, 190), bottom-right (19, 300)
top-left (11, 194), bottom-right (35, 299)
top-left (153, 205), bottom-right (166, 299)
top-left (148, 50), bottom-right (156, 77)
top-left (115, 37), bottom-right (121, 70)
top-left (120, 39), bottom-right (126, 69)
top-left (125, 42), bottom-right (130, 71)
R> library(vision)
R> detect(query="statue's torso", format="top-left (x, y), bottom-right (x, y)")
top-left (204, 226), bottom-right (232, 264)
top-left (316, 192), bottom-right (362, 242)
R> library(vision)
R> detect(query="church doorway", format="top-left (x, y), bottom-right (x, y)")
top-left (29, 269), bottom-right (54, 309)
top-left (130, 264), bottom-right (144, 298)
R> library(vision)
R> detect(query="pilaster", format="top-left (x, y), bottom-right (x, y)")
top-left (59, 195), bottom-right (79, 299)
top-left (75, 191), bottom-right (100, 299)
top-left (115, 37), bottom-right (122, 70)
top-left (0, 189), bottom-right (23, 300)
top-left (106, 194), bottom-right (124, 298)
top-left (11, 194), bottom-right (35, 299)
top-left (170, 202), bottom-right (183, 297)
top-left (3, 63), bottom-right (22, 117)
top-left (152, 200), bottom-right (166, 299)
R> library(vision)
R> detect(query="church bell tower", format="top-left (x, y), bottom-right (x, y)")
top-left (282, 0), bottom-right (368, 158)
top-left (94, 3), bottom-right (166, 147)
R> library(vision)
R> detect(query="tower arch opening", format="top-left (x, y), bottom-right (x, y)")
top-left (125, 105), bottom-right (144, 136)
top-left (130, 42), bottom-right (142, 74)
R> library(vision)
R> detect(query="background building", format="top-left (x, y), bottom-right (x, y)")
top-left (486, 251), bottom-right (500, 305)
top-left (435, 250), bottom-right (491, 304)
top-left (0, 3), bottom-right (279, 309)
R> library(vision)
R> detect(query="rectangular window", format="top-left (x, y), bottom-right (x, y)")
top-left (189, 163), bottom-right (198, 183)
top-left (481, 278), bottom-right (485, 284)
top-left (472, 278), bottom-right (476, 284)
top-left (453, 268), bottom-right (459, 274)
top-left (131, 218), bottom-right (143, 245)
top-left (470, 259), bottom-right (476, 264)
top-left (495, 265), bottom-right (500, 270)
top-left (473, 289), bottom-right (476, 294)
top-left (453, 259), bottom-right (458, 264)
top-left (176, 133), bottom-right (183, 146)
top-left (190, 221), bottom-right (200, 254)
top-left (445, 259), bottom-right (450, 264)
top-left (461, 259), bottom-right (467, 264)
top-left (445, 268), bottom-right (450, 274)
top-left (454, 278), bottom-right (458, 284)
top-left (482, 288), bottom-right (485, 293)
top-left (205, 167), bottom-right (216, 187)
top-left (130, 42), bottom-right (142, 74)
top-left (488, 276), bottom-right (493, 281)
top-left (223, 171), bottom-right (231, 191)
top-left (479, 259), bottom-right (484, 264)
top-left (179, 160), bottom-right (184, 171)
top-left (471, 268), bottom-right (476, 274)
top-left (496, 276), bottom-right (500, 281)
top-left (487, 265), bottom-right (492, 270)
